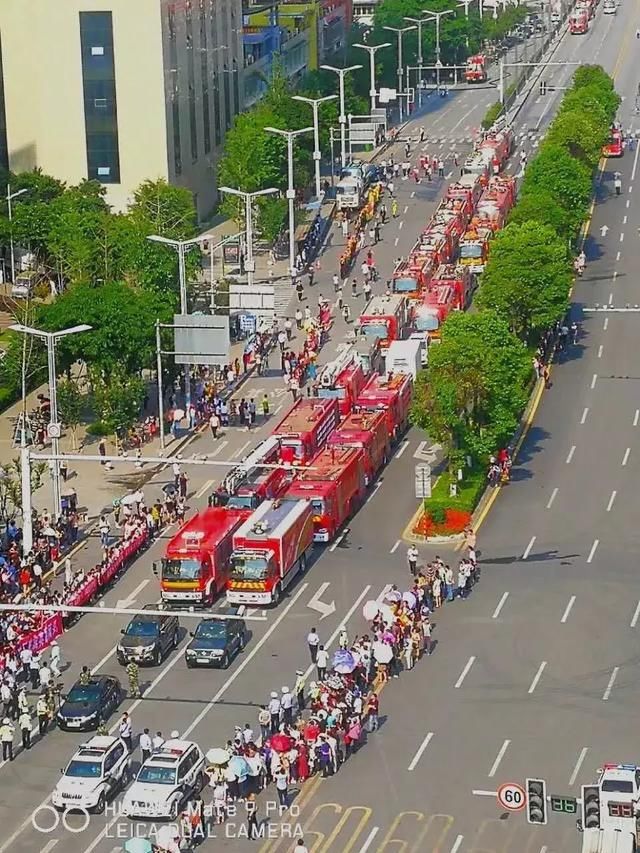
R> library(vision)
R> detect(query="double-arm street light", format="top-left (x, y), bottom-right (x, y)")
top-left (264, 126), bottom-right (313, 279)
top-left (146, 234), bottom-right (203, 409)
top-left (292, 94), bottom-right (338, 200)
top-left (9, 323), bottom-right (92, 543)
top-left (423, 9), bottom-right (455, 91)
top-left (320, 65), bottom-right (363, 169)
top-left (384, 25), bottom-right (417, 122)
top-left (219, 186), bottom-right (279, 288)
top-left (6, 185), bottom-right (28, 284)
top-left (353, 42), bottom-right (392, 113)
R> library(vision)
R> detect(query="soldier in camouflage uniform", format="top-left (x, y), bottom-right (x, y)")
top-left (126, 661), bottom-right (140, 698)
top-left (78, 666), bottom-right (91, 686)
top-left (96, 720), bottom-right (108, 736)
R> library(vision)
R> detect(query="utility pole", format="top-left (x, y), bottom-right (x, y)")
top-left (6, 185), bottom-right (28, 285)
top-left (218, 186), bottom-right (279, 288)
top-left (292, 94), bottom-right (338, 199)
top-left (423, 10), bottom-right (454, 92)
top-left (353, 42), bottom-right (392, 113)
top-left (321, 64), bottom-right (363, 169)
top-left (384, 25), bottom-right (417, 122)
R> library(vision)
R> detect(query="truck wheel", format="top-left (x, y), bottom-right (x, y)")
top-left (272, 584), bottom-right (282, 606)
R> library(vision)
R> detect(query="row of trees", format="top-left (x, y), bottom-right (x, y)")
top-left (412, 65), bottom-right (619, 473)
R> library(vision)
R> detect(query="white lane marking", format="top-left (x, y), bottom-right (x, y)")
top-left (358, 827), bottom-right (380, 852)
top-left (613, 270), bottom-right (618, 281)
top-left (561, 595), bottom-right (576, 623)
top-left (194, 477), bottom-right (215, 499)
top-left (587, 539), bottom-right (599, 563)
top-left (620, 232), bottom-right (625, 242)
top-left (390, 539), bottom-right (401, 554)
top-left (492, 591), bottom-right (509, 619)
top-left (488, 739), bottom-right (511, 778)
top-left (608, 292), bottom-right (613, 305)
top-left (39, 842), bottom-right (58, 853)
top-left (604, 318), bottom-right (609, 330)
top-left (231, 439), bottom-right (251, 459)
top-left (627, 199), bottom-right (631, 208)
top-left (546, 487), bottom-right (558, 509)
top-left (395, 439), bottom-right (410, 458)
top-left (403, 205), bottom-right (409, 214)
top-left (566, 445), bottom-right (576, 464)
top-left (410, 191), bottom-right (416, 198)
top-left (634, 409), bottom-right (639, 427)
top-left (580, 407), bottom-right (589, 424)
top-left (591, 373), bottom-right (598, 389)
top-left (329, 530), bottom-right (348, 552)
top-left (209, 439), bottom-right (229, 457)
top-left (623, 215), bottom-right (628, 224)
top-left (597, 345), bottom-right (603, 358)
top-left (394, 237), bottom-right (400, 246)
top-left (631, 600), bottom-right (640, 628)
top-left (377, 584), bottom-right (392, 603)
top-left (366, 480), bottom-right (382, 504)
top-left (408, 731), bottom-right (434, 771)
top-left (616, 250), bottom-right (621, 261)
top-left (450, 836), bottom-right (465, 853)
top-left (569, 747), bottom-right (589, 786)
top-left (445, 171), bottom-right (453, 179)
top-left (455, 655), bottom-right (476, 688)
top-left (633, 136), bottom-right (640, 181)
top-left (398, 221), bottom-right (404, 230)
top-left (472, 790), bottom-right (498, 797)
top-left (602, 666), bottom-right (619, 701)
top-left (528, 661), bottom-right (547, 694)
top-left (606, 490), bottom-right (617, 512)
top-left (522, 535), bottom-right (536, 560)
top-left (623, 447), bottom-right (631, 466)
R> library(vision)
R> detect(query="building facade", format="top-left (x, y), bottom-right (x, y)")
top-left (0, 0), bottom-right (244, 221)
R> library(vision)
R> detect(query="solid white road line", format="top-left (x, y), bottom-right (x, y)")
top-left (366, 481), bottom-right (383, 504)
top-left (408, 732), bottom-right (434, 771)
top-left (377, 584), bottom-right (392, 603)
top-left (569, 747), bottom-right (589, 786)
top-left (622, 447), bottom-right (631, 466)
top-left (580, 407), bottom-right (589, 424)
top-left (587, 539), bottom-right (599, 563)
top-left (631, 600), bottom-right (640, 628)
top-left (209, 439), bottom-right (229, 457)
top-left (231, 440), bottom-right (251, 459)
top-left (455, 655), bottom-right (476, 688)
top-left (522, 536), bottom-right (536, 560)
top-left (561, 596), bottom-right (576, 623)
top-left (634, 409), bottom-right (639, 427)
top-left (591, 373), bottom-right (598, 389)
top-left (528, 661), bottom-right (547, 694)
top-left (604, 318), bottom-right (609, 330)
top-left (194, 477), bottom-right (215, 499)
top-left (632, 136), bottom-right (640, 181)
top-left (488, 739), bottom-right (511, 778)
top-left (450, 836), bottom-right (464, 853)
top-left (546, 487), bottom-right (558, 509)
top-left (597, 345), bottom-right (603, 358)
top-left (329, 531), bottom-right (347, 552)
top-left (38, 842), bottom-right (58, 853)
top-left (390, 539), bottom-right (401, 554)
top-left (566, 445), bottom-right (576, 464)
top-left (472, 789), bottom-right (498, 797)
top-left (606, 490), bottom-right (617, 512)
top-left (492, 592), bottom-right (509, 619)
top-left (395, 439), bottom-right (410, 458)
top-left (602, 666), bottom-right (619, 701)
top-left (358, 827), bottom-right (380, 852)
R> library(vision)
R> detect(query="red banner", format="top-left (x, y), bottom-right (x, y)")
top-left (15, 614), bottom-right (63, 655)
top-left (66, 576), bottom-right (99, 608)
top-left (98, 528), bottom-right (148, 587)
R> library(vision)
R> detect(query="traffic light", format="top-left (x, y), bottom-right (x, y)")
top-left (539, 80), bottom-right (548, 96)
top-left (526, 778), bottom-right (548, 824)
top-left (581, 785), bottom-right (601, 830)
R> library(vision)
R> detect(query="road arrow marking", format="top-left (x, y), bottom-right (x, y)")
top-left (116, 579), bottom-right (150, 610)
top-left (600, 225), bottom-right (609, 237)
top-left (307, 582), bottom-right (336, 620)
top-left (413, 440), bottom-right (441, 463)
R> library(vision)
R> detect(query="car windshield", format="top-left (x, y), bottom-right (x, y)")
top-left (317, 387), bottom-right (346, 400)
top-left (66, 686), bottom-right (101, 704)
top-left (414, 313), bottom-right (439, 332)
top-left (311, 499), bottom-right (325, 514)
top-left (136, 765), bottom-right (177, 785)
top-left (393, 277), bottom-right (417, 293)
top-left (162, 558), bottom-right (202, 581)
top-left (602, 780), bottom-right (634, 793)
top-left (227, 495), bottom-right (255, 510)
top-left (125, 620), bottom-right (158, 638)
top-left (195, 622), bottom-right (227, 640)
top-left (65, 760), bottom-right (102, 778)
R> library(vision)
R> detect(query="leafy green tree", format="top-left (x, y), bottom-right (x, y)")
top-left (572, 65), bottom-right (620, 118)
top-left (128, 179), bottom-right (197, 238)
top-left (545, 108), bottom-right (608, 168)
top-left (0, 457), bottom-right (47, 525)
top-left (90, 368), bottom-right (146, 440)
top-left (45, 182), bottom-right (110, 283)
top-left (57, 379), bottom-right (84, 449)
top-left (476, 222), bottom-right (572, 341)
top-left (508, 188), bottom-right (574, 241)
top-left (521, 143), bottom-right (592, 228)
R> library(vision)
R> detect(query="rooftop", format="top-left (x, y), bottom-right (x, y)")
top-left (274, 398), bottom-right (337, 436)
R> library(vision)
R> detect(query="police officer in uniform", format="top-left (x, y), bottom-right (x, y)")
top-left (126, 661), bottom-right (140, 698)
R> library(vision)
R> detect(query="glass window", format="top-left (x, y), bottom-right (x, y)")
top-left (185, 3), bottom-right (198, 163)
top-left (195, 621), bottom-right (227, 640)
top-left (136, 765), bottom-right (176, 785)
top-left (65, 760), bottom-right (102, 778)
top-left (125, 620), bottom-right (159, 638)
top-left (67, 685), bottom-right (101, 704)
top-left (200, 2), bottom-right (211, 155)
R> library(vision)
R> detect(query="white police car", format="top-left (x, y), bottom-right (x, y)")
top-left (52, 736), bottom-right (131, 814)
top-left (121, 739), bottom-right (205, 820)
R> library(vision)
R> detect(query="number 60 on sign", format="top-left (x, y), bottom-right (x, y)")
top-left (497, 782), bottom-right (527, 811)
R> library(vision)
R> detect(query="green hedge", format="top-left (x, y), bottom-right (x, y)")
top-left (422, 467), bottom-right (486, 514)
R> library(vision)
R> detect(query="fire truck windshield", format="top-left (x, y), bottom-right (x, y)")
top-left (311, 499), bottom-right (325, 514)
top-left (460, 243), bottom-right (483, 258)
top-left (393, 277), bottom-right (417, 292)
top-left (361, 321), bottom-right (388, 338)
top-left (231, 556), bottom-right (269, 580)
top-left (317, 387), bottom-right (346, 400)
top-left (162, 558), bottom-right (202, 581)
top-left (227, 494), bottom-right (256, 510)
top-left (414, 313), bottom-right (439, 332)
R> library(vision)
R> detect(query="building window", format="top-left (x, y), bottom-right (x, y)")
top-left (200, 0), bottom-right (211, 155)
top-left (185, 3), bottom-right (198, 163)
top-left (0, 33), bottom-right (8, 174)
top-left (79, 11), bottom-right (121, 183)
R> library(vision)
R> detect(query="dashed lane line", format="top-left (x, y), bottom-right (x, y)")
top-left (561, 595), bottom-right (576, 623)
top-left (407, 731), bottom-right (434, 771)
top-left (602, 666), bottom-right (619, 701)
top-left (580, 407), bottom-right (589, 424)
top-left (587, 539), bottom-right (599, 563)
top-left (546, 487), bottom-right (558, 509)
top-left (454, 655), bottom-right (476, 688)
top-left (631, 600), bottom-right (640, 628)
top-left (522, 535), bottom-right (536, 560)
top-left (492, 592), bottom-right (509, 619)
top-left (566, 445), bottom-right (576, 464)
top-left (606, 490), bottom-right (617, 512)
top-left (622, 447), bottom-right (631, 466)
top-left (569, 748), bottom-right (589, 786)
top-left (528, 661), bottom-right (547, 694)
top-left (488, 739), bottom-right (511, 778)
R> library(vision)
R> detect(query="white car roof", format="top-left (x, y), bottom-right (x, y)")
top-left (147, 739), bottom-right (200, 767)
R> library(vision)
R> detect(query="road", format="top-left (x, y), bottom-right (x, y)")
top-left (1, 9), bottom-right (632, 853)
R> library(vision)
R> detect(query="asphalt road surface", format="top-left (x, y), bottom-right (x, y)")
top-left (2, 9), bottom-right (636, 853)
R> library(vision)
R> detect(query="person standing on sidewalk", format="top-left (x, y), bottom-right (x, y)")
top-left (407, 545), bottom-right (419, 576)
top-left (316, 645), bottom-right (329, 681)
top-left (307, 627), bottom-right (320, 663)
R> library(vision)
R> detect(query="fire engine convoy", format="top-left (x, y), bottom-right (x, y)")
top-left (578, 764), bottom-right (640, 852)
top-left (464, 54), bottom-right (488, 83)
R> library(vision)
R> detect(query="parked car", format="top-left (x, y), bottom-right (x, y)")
top-left (184, 617), bottom-right (247, 669)
top-left (117, 604), bottom-right (180, 666)
top-left (56, 676), bottom-right (122, 732)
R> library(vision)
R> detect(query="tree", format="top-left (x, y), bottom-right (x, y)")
top-left (476, 222), bottom-right (572, 341)
top-left (521, 144), bottom-right (592, 228)
top-left (572, 65), bottom-right (620, 118)
top-left (0, 458), bottom-right (47, 526)
top-left (508, 187), bottom-right (575, 241)
top-left (57, 379), bottom-right (84, 450)
top-left (128, 179), bottom-right (197, 238)
top-left (545, 108), bottom-right (608, 168)
top-left (90, 368), bottom-right (146, 440)
top-left (45, 181), bottom-right (110, 284)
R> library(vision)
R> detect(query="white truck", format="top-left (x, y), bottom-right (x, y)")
top-left (579, 764), bottom-right (640, 852)
top-left (384, 338), bottom-right (425, 379)
top-left (336, 160), bottom-right (379, 211)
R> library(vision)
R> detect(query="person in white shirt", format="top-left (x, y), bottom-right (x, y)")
top-left (268, 692), bottom-right (281, 734)
top-left (152, 731), bottom-right (165, 752)
top-left (38, 664), bottom-right (51, 690)
top-left (407, 546), bottom-right (419, 576)
top-left (280, 687), bottom-right (294, 726)
top-left (316, 646), bottom-right (329, 680)
top-left (139, 728), bottom-right (153, 763)
top-left (294, 841), bottom-right (309, 853)
top-left (49, 641), bottom-right (61, 678)
top-left (119, 713), bottom-right (133, 752)
top-left (242, 723), bottom-right (254, 745)
top-left (19, 647), bottom-right (32, 684)
top-left (1, 683), bottom-right (11, 719)
top-left (307, 628), bottom-right (320, 663)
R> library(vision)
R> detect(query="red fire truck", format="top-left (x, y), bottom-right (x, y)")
top-left (273, 397), bottom-right (340, 465)
top-left (227, 498), bottom-right (315, 606)
top-left (437, 195), bottom-right (474, 231)
top-left (413, 283), bottom-right (460, 341)
top-left (356, 372), bottom-right (413, 442)
top-left (357, 294), bottom-right (411, 349)
top-left (569, 8), bottom-right (588, 32)
top-left (209, 436), bottom-right (291, 510)
top-left (418, 224), bottom-right (458, 266)
top-left (157, 508), bottom-right (250, 607)
top-left (392, 256), bottom-right (434, 297)
top-left (464, 54), bottom-right (487, 83)
top-left (446, 175), bottom-right (484, 211)
top-left (430, 208), bottom-right (467, 250)
top-left (603, 124), bottom-right (624, 157)
top-left (430, 264), bottom-right (474, 309)
top-left (478, 127), bottom-right (514, 173)
top-left (473, 176), bottom-right (516, 231)
top-left (316, 348), bottom-right (367, 416)
top-left (459, 225), bottom-right (493, 273)
top-left (284, 446), bottom-right (366, 542)
top-left (327, 410), bottom-right (390, 486)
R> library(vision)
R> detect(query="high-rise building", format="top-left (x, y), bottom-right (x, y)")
top-left (0, 0), bottom-right (244, 221)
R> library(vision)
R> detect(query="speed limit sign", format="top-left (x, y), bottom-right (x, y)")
top-left (497, 782), bottom-right (527, 812)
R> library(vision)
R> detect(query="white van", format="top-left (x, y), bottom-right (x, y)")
top-left (384, 338), bottom-right (425, 380)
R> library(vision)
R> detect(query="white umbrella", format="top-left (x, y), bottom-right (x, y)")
top-left (377, 603), bottom-right (396, 625)
top-left (362, 600), bottom-right (381, 621)
top-left (156, 824), bottom-right (181, 852)
top-left (173, 408), bottom-right (185, 421)
top-left (41, 526), bottom-right (58, 537)
top-left (373, 642), bottom-right (393, 664)
top-left (121, 493), bottom-right (139, 506)
top-left (385, 588), bottom-right (402, 603)
top-left (206, 747), bottom-right (231, 765)
top-left (402, 591), bottom-right (417, 609)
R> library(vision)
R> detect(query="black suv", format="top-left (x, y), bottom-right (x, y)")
top-left (184, 617), bottom-right (247, 669)
top-left (117, 604), bottom-right (180, 666)
top-left (57, 675), bottom-right (122, 731)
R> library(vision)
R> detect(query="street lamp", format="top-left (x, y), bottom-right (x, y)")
top-left (404, 16), bottom-right (429, 106)
top-left (264, 126), bottom-right (313, 279)
top-left (6, 185), bottom-right (28, 284)
top-left (456, 0), bottom-right (481, 18)
top-left (146, 234), bottom-right (202, 409)
top-left (292, 94), bottom-right (338, 200)
top-left (353, 42), bottom-right (392, 113)
top-left (9, 323), bottom-right (92, 543)
top-left (384, 25), bottom-right (417, 122)
top-left (423, 10), bottom-right (454, 91)
top-left (320, 64), bottom-right (363, 169)
top-left (218, 186), bottom-right (279, 288)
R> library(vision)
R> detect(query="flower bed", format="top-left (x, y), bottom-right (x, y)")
top-left (412, 467), bottom-right (486, 538)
